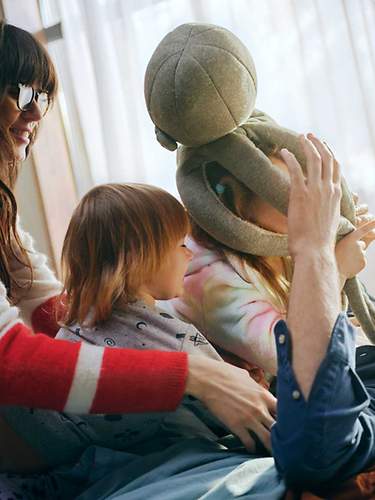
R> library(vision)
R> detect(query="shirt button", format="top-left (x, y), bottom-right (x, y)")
top-left (292, 390), bottom-right (301, 400)
top-left (278, 334), bottom-right (286, 344)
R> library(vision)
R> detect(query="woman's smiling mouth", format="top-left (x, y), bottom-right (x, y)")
top-left (10, 127), bottom-right (31, 144)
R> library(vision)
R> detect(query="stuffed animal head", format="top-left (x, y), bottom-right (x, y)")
top-left (145, 23), bottom-right (257, 150)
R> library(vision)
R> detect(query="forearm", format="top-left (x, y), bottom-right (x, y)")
top-left (0, 324), bottom-right (188, 413)
top-left (0, 271), bottom-right (189, 414)
top-left (287, 250), bottom-right (341, 399)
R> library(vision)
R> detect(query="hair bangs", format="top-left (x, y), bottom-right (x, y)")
top-left (1, 24), bottom-right (57, 98)
top-left (159, 193), bottom-right (190, 248)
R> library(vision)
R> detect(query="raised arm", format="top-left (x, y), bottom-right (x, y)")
top-left (281, 133), bottom-right (342, 398)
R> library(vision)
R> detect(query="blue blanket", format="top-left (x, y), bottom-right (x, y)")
top-left (0, 439), bottom-right (285, 499)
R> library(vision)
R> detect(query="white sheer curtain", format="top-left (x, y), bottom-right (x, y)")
top-left (39, 0), bottom-right (375, 291)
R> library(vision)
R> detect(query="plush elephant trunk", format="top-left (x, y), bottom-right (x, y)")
top-left (145, 22), bottom-right (375, 343)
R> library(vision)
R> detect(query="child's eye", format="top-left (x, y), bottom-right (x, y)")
top-left (181, 244), bottom-right (187, 248)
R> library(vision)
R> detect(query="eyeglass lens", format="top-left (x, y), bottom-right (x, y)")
top-left (18, 84), bottom-right (49, 115)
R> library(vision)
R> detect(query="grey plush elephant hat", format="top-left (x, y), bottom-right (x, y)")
top-left (145, 22), bottom-right (375, 342)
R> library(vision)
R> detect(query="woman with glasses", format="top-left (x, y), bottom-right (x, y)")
top-left (0, 19), bottom-right (277, 472)
top-left (1, 20), bottom-right (374, 500)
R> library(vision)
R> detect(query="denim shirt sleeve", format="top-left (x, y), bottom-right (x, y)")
top-left (271, 313), bottom-right (375, 489)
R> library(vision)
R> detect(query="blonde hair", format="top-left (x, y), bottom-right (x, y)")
top-left (61, 183), bottom-right (189, 326)
top-left (193, 163), bottom-right (292, 312)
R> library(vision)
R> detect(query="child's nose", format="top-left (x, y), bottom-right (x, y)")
top-left (186, 247), bottom-right (194, 260)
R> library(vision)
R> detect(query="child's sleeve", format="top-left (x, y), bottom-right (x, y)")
top-left (201, 272), bottom-right (282, 376)
top-left (11, 223), bottom-right (62, 336)
top-left (0, 284), bottom-right (187, 414)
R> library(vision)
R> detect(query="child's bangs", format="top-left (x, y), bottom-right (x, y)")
top-left (160, 194), bottom-right (190, 246)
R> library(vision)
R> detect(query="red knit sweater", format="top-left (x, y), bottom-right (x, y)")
top-left (0, 297), bottom-right (187, 414)
top-left (0, 225), bottom-right (188, 414)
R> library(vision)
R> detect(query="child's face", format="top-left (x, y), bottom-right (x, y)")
top-left (144, 237), bottom-right (193, 300)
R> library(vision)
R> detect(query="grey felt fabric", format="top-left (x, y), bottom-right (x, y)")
top-left (144, 22), bottom-right (375, 342)
top-left (145, 23), bottom-right (257, 149)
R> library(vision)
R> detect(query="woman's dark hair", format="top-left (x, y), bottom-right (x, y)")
top-left (0, 21), bottom-right (58, 298)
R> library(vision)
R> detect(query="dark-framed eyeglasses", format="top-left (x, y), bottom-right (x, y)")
top-left (12, 83), bottom-right (50, 116)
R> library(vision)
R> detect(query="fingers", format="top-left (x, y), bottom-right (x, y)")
top-left (362, 231), bottom-right (375, 248)
top-left (319, 138), bottom-right (341, 185)
top-left (350, 219), bottom-right (375, 242)
top-left (235, 391), bottom-right (276, 452)
top-left (332, 155), bottom-right (341, 185)
top-left (358, 240), bottom-right (367, 252)
top-left (355, 204), bottom-right (369, 217)
top-left (280, 148), bottom-right (305, 190)
top-left (352, 192), bottom-right (359, 205)
top-left (250, 422), bottom-right (272, 452)
top-left (356, 214), bottom-right (375, 231)
top-left (264, 391), bottom-right (277, 416)
top-left (300, 134), bottom-right (321, 185)
top-left (307, 133), bottom-right (334, 182)
top-left (234, 428), bottom-right (257, 452)
top-left (291, 133), bottom-right (338, 187)
top-left (262, 411), bottom-right (276, 430)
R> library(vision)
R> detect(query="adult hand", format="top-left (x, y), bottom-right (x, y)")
top-left (281, 133), bottom-right (342, 259)
top-left (185, 355), bottom-right (276, 452)
top-left (353, 194), bottom-right (375, 249)
top-left (280, 133), bottom-right (342, 398)
top-left (335, 220), bottom-right (375, 287)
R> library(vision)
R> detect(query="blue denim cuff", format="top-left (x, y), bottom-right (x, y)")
top-left (272, 313), bottom-right (373, 487)
top-left (273, 313), bottom-right (361, 405)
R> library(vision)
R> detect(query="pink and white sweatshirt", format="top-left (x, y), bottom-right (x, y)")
top-left (164, 239), bottom-right (283, 376)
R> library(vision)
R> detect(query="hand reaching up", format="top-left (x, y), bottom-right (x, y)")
top-left (335, 219), bottom-right (375, 288)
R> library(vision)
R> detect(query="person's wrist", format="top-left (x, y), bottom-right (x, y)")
top-left (294, 247), bottom-right (340, 287)
top-left (292, 245), bottom-right (336, 265)
top-left (185, 354), bottom-right (206, 399)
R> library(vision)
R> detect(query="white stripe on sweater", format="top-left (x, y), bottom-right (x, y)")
top-left (64, 342), bottom-right (104, 413)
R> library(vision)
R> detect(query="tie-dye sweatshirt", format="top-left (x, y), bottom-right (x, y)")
top-left (164, 239), bottom-right (284, 376)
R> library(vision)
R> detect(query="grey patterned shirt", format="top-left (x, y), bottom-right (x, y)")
top-left (0, 303), bottom-right (224, 467)
top-left (56, 300), bottom-right (222, 360)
